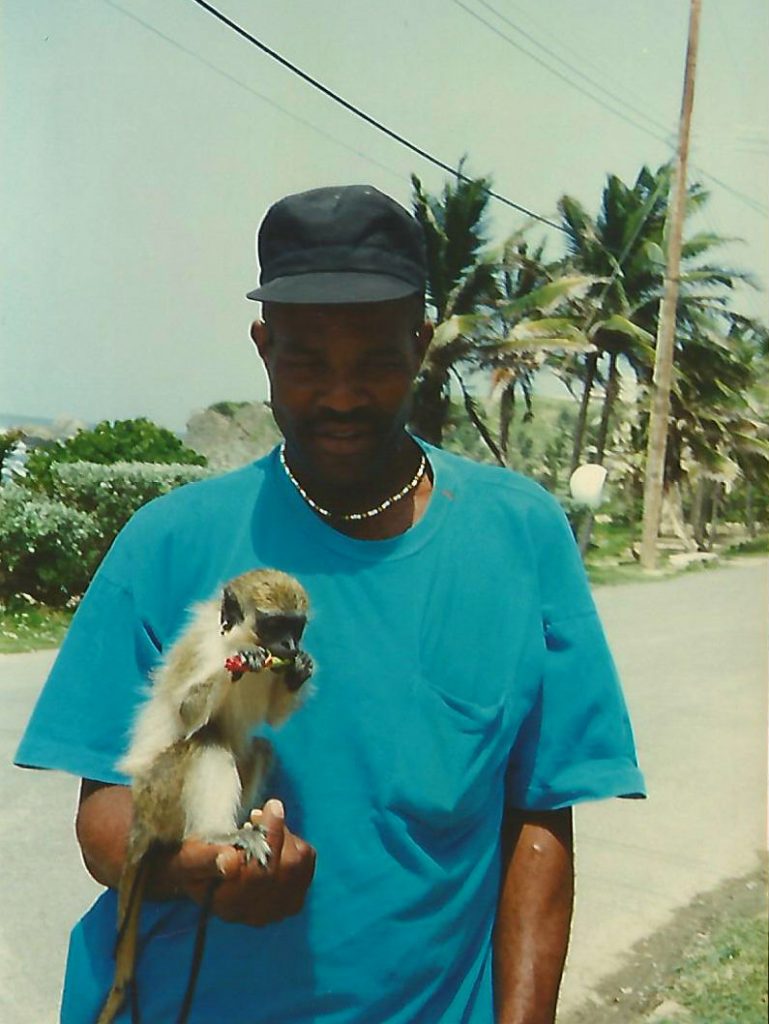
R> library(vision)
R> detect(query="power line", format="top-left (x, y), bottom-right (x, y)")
top-left (474, 0), bottom-right (675, 139)
top-left (452, 0), bottom-right (768, 219)
top-left (450, 0), bottom-right (675, 148)
top-left (187, 0), bottom-right (567, 233)
top-left (692, 167), bottom-right (768, 217)
top-left (102, 0), bottom-right (405, 186)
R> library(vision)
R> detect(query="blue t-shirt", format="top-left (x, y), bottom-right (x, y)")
top-left (16, 441), bottom-right (645, 1023)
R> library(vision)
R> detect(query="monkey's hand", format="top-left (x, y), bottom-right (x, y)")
top-left (284, 650), bottom-right (314, 692)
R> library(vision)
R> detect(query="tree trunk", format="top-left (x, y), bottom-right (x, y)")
top-left (577, 509), bottom-right (595, 559)
top-left (690, 477), bottom-right (708, 550)
top-left (660, 481), bottom-right (697, 551)
top-left (710, 484), bottom-right (722, 546)
top-left (499, 383), bottom-right (515, 459)
top-left (570, 351), bottom-right (599, 476)
top-left (595, 352), bottom-right (620, 463)
top-left (577, 352), bottom-right (619, 559)
top-left (745, 484), bottom-right (756, 538)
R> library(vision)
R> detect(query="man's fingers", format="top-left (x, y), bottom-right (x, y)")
top-left (250, 804), bottom-right (316, 887)
top-left (174, 838), bottom-right (241, 883)
top-left (214, 847), bottom-right (242, 878)
top-left (257, 798), bottom-right (287, 862)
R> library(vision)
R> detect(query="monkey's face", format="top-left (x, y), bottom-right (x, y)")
top-left (252, 609), bottom-right (307, 662)
top-left (220, 572), bottom-right (309, 665)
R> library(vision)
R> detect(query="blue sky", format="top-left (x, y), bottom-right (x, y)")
top-left (3, 0), bottom-right (768, 431)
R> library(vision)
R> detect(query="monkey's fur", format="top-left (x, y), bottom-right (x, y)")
top-left (96, 568), bottom-right (314, 1024)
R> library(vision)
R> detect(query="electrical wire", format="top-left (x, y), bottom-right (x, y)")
top-left (102, 0), bottom-right (405, 185)
top-left (178, 1), bottom-right (735, 315)
top-left (452, 0), bottom-right (768, 219)
top-left (451, 0), bottom-right (675, 147)
top-left (187, 0), bottom-right (568, 233)
top-left (475, 0), bottom-right (675, 139)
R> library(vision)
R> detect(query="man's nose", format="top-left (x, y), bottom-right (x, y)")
top-left (318, 374), bottom-right (369, 414)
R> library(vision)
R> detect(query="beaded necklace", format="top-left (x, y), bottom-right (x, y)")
top-left (279, 442), bottom-right (427, 522)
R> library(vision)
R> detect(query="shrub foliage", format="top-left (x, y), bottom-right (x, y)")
top-left (51, 461), bottom-right (210, 541)
top-left (0, 485), bottom-right (103, 606)
top-left (1, 460), bottom-right (211, 606)
top-left (22, 418), bottom-right (206, 493)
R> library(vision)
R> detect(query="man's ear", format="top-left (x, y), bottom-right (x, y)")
top-left (250, 320), bottom-right (271, 360)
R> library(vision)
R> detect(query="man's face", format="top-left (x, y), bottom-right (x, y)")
top-left (251, 298), bottom-right (432, 489)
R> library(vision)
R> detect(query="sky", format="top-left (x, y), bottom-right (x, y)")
top-left (2, 0), bottom-right (768, 433)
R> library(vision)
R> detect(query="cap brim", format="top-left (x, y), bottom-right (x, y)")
top-left (246, 271), bottom-right (421, 304)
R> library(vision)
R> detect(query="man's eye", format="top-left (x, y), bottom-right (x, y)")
top-left (366, 354), bottom-right (404, 371)
top-left (282, 355), bottom-right (322, 371)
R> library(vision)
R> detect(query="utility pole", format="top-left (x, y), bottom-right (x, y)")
top-left (640, 0), bottom-right (702, 570)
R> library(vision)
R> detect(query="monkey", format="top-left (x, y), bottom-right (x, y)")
top-left (96, 568), bottom-right (314, 1024)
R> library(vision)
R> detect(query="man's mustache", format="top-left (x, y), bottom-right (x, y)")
top-left (308, 412), bottom-right (380, 432)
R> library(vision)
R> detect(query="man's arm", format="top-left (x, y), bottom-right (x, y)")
top-left (76, 779), bottom-right (316, 925)
top-left (493, 807), bottom-right (574, 1024)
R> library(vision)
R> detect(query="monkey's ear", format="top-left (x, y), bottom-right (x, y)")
top-left (220, 586), bottom-right (245, 633)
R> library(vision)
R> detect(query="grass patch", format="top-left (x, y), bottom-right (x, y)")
top-left (584, 519), bottom-right (653, 586)
top-left (563, 866), bottom-right (768, 1024)
top-left (724, 534), bottom-right (769, 557)
top-left (0, 604), bottom-right (74, 653)
top-left (659, 910), bottom-right (768, 1022)
top-left (587, 562), bottom-right (658, 586)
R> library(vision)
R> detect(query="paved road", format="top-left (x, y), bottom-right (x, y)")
top-left (0, 649), bottom-right (100, 1024)
top-left (1, 558), bottom-right (766, 1022)
top-left (561, 557), bottom-right (768, 1016)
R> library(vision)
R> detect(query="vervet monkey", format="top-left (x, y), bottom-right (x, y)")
top-left (96, 568), bottom-right (314, 1024)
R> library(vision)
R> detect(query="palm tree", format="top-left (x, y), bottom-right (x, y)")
top-left (470, 235), bottom-right (597, 460)
top-left (556, 165), bottom-right (674, 476)
top-left (408, 168), bottom-right (499, 446)
top-left (557, 164), bottom-right (761, 485)
top-left (660, 314), bottom-right (769, 547)
top-left (411, 196), bottom-right (598, 461)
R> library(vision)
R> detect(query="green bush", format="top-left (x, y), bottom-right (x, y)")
top-left (22, 418), bottom-right (206, 494)
top-left (0, 485), bottom-right (104, 606)
top-left (0, 462), bottom-right (212, 606)
top-left (0, 429), bottom-right (24, 477)
top-left (51, 461), bottom-right (211, 542)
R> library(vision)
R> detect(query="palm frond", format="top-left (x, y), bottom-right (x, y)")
top-left (450, 368), bottom-right (505, 466)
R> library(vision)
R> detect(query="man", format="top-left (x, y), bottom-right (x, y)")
top-left (16, 184), bottom-right (645, 1023)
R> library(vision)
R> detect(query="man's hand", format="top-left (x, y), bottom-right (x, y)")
top-left (168, 800), bottom-right (316, 926)
top-left (77, 782), bottom-right (315, 928)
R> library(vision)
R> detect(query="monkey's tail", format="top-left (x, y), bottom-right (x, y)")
top-left (175, 880), bottom-right (218, 1024)
top-left (95, 855), bottom-right (150, 1024)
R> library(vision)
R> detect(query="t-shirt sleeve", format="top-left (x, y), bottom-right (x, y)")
top-left (14, 557), bottom-right (161, 785)
top-left (505, 492), bottom-right (646, 810)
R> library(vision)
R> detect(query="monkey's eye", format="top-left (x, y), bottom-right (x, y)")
top-left (255, 612), bottom-right (306, 644)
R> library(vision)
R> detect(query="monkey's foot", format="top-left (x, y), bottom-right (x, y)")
top-left (207, 824), bottom-right (271, 868)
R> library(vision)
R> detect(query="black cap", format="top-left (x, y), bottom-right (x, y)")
top-left (247, 185), bottom-right (427, 304)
